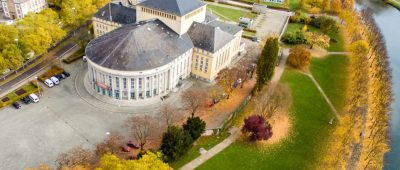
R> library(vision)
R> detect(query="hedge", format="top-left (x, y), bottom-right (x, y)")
top-left (243, 28), bottom-right (257, 33)
top-left (62, 48), bottom-right (85, 64)
top-left (39, 65), bottom-right (64, 82)
top-left (0, 81), bottom-right (42, 108)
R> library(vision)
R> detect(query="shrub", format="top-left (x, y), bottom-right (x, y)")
top-left (160, 126), bottom-right (193, 162)
top-left (282, 31), bottom-right (306, 44)
top-left (287, 45), bottom-right (311, 70)
top-left (310, 15), bottom-right (338, 33)
top-left (241, 115), bottom-right (273, 141)
top-left (62, 49), bottom-right (85, 64)
top-left (290, 11), bottom-right (310, 23)
top-left (183, 117), bottom-right (206, 141)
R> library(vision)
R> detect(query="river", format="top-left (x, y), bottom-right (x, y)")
top-left (356, 0), bottom-right (400, 169)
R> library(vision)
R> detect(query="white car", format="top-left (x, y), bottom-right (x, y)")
top-left (44, 79), bottom-right (54, 87)
top-left (29, 93), bottom-right (39, 103)
top-left (50, 76), bottom-right (60, 85)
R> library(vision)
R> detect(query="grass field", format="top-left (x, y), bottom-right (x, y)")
top-left (170, 132), bottom-right (229, 169)
top-left (310, 54), bottom-right (349, 112)
top-left (284, 23), bottom-right (346, 52)
top-left (207, 4), bottom-right (256, 22)
top-left (387, 0), bottom-right (400, 9)
top-left (197, 69), bottom-right (336, 169)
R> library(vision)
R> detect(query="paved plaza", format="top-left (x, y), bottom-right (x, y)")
top-left (0, 61), bottom-right (188, 169)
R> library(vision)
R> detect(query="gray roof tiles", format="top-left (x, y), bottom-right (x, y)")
top-left (187, 22), bottom-right (235, 53)
top-left (207, 20), bottom-right (242, 35)
top-left (86, 19), bottom-right (194, 71)
top-left (137, 0), bottom-right (205, 16)
top-left (93, 3), bottom-right (136, 25)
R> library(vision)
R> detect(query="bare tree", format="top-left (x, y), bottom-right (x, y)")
top-left (256, 84), bottom-right (291, 119)
top-left (95, 132), bottom-right (125, 156)
top-left (56, 147), bottom-right (95, 170)
top-left (126, 115), bottom-right (158, 151)
top-left (216, 67), bottom-right (239, 99)
top-left (181, 88), bottom-right (208, 117)
top-left (160, 103), bottom-right (182, 128)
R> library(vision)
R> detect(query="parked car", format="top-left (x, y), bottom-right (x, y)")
top-left (29, 93), bottom-right (39, 103)
top-left (62, 71), bottom-right (70, 77)
top-left (44, 79), bottom-right (54, 87)
top-left (127, 141), bottom-right (139, 149)
top-left (121, 146), bottom-right (131, 152)
top-left (55, 74), bottom-right (63, 80)
top-left (12, 102), bottom-right (21, 109)
top-left (50, 76), bottom-right (60, 85)
top-left (21, 97), bottom-right (31, 104)
top-left (60, 73), bottom-right (67, 79)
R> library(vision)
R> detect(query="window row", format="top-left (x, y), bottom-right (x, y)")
top-left (141, 7), bottom-right (177, 20)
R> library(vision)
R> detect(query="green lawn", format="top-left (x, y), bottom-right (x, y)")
top-left (207, 5), bottom-right (255, 22)
top-left (284, 23), bottom-right (346, 52)
top-left (288, 0), bottom-right (301, 10)
top-left (387, 0), bottom-right (400, 9)
top-left (310, 55), bottom-right (349, 113)
top-left (197, 69), bottom-right (336, 169)
top-left (170, 132), bottom-right (230, 169)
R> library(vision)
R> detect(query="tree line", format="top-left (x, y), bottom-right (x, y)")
top-left (0, 0), bottom-right (111, 74)
top-left (319, 7), bottom-right (392, 169)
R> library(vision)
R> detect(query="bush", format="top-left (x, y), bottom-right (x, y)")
top-left (287, 45), bottom-right (311, 70)
top-left (62, 48), bottom-right (85, 64)
top-left (39, 65), bottom-right (64, 82)
top-left (241, 115), bottom-right (273, 141)
top-left (160, 126), bottom-right (193, 162)
top-left (310, 15), bottom-right (338, 33)
top-left (290, 11), bottom-right (310, 23)
top-left (282, 31), bottom-right (306, 44)
top-left (183, 117), bottom-right (206, 141)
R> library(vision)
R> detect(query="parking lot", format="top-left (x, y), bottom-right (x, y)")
top-left (0, 61), bottom-right (185, 169)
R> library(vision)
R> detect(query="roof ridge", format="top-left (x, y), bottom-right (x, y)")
top-left (99, 31), bottom-right (133, 66)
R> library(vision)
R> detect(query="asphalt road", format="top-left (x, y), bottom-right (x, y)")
top-left (0, 43), bottom-right (77, 94)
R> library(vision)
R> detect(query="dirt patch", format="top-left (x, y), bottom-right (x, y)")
top-left (309, 46), bottom-right (328, 58)
top-left (262, 112), bottom-right (292, 145)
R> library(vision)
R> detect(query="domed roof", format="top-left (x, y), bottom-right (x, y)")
top-left (85, 19), bottom-right (193, 71)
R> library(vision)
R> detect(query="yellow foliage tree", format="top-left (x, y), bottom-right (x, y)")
top-left (97, 152), bottom-right (169, 170)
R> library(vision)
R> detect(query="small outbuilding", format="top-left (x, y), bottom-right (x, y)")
top-left (239, 17), bottom-right (254, 28)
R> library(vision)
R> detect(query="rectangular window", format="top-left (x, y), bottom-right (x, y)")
top-left (123, 78), bottom-right (127, 89)
top-left (116, 77), bottom-right (119, 89)
top-left (139, 78), bottom-right (142, 89)
top-left (109, 76), bottom-right (112, 87)
top-left (146, 77), bottom-right (150, 88)
top-left (130, 92), bottom-right (135, 99)
top-left (130, 78), bottom-right (135, 89)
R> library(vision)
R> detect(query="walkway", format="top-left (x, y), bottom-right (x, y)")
top-left (305, 72), bottom-right (341, 119)
top-left (180, 48), bottom-right (290, 170)
top-left (180, 128), bottom-right (241, 170)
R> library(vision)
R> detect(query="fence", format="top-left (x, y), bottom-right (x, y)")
top-left (206, 94), bottom-right (253, 135)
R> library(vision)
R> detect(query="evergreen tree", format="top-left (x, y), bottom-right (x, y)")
top-left (183, 117), bottom-right (206, 141)
top-left (256, 37), bottom-right (279, 91)
top-left (160, 126), bottom-right (193, 162)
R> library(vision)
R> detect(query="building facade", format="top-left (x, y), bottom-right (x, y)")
top-left (1, 0), bottom-right (47, 19)
top-left (87, 0), bottom-right (243, 103)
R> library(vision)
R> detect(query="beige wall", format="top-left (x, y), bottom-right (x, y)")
top-left (93, 17), bottom-right (122, 38)
top-left (136, 5), bottom-right (205, 35)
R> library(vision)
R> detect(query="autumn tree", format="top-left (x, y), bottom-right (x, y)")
top-left (256, 37), bottom-right (279, 91)
top-left (183, 116), bottom-right (206, 140)
top-left (97, 152), bottom-right (169, 170)
top-left (241, 115), bottom-right (273, 142)
top-left (93, 0), bottom-right (112, 9)
top-left (181, 88), bottom-right (208, 117)
top-left (160, 126), bottom-right (193, 162)
top-left (304, 32), bottom-right (330, 49)
top-left (56, 147), bottom-right (95, 169)
top-left (160, 103), bottom-right (182, 128)
top-left (256, 84), bottom-right (292, 119)
top-left (61, 0), bottom-right (96, 28)
top-left (216, 67), bottom-right (239, 99)
top-left (312, 15), bottom-right (338, 33)
top-left (330, 0), bottom-right (342, 13)
top-left (287, 45), bottom-right (312, 70)
top-left (95, 132), bottom-right (125, 156)
top-left (126, 115), bottom-right (158, 151)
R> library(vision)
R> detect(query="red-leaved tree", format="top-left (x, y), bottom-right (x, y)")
top-left (241, 115), bottom-right (273, 142)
